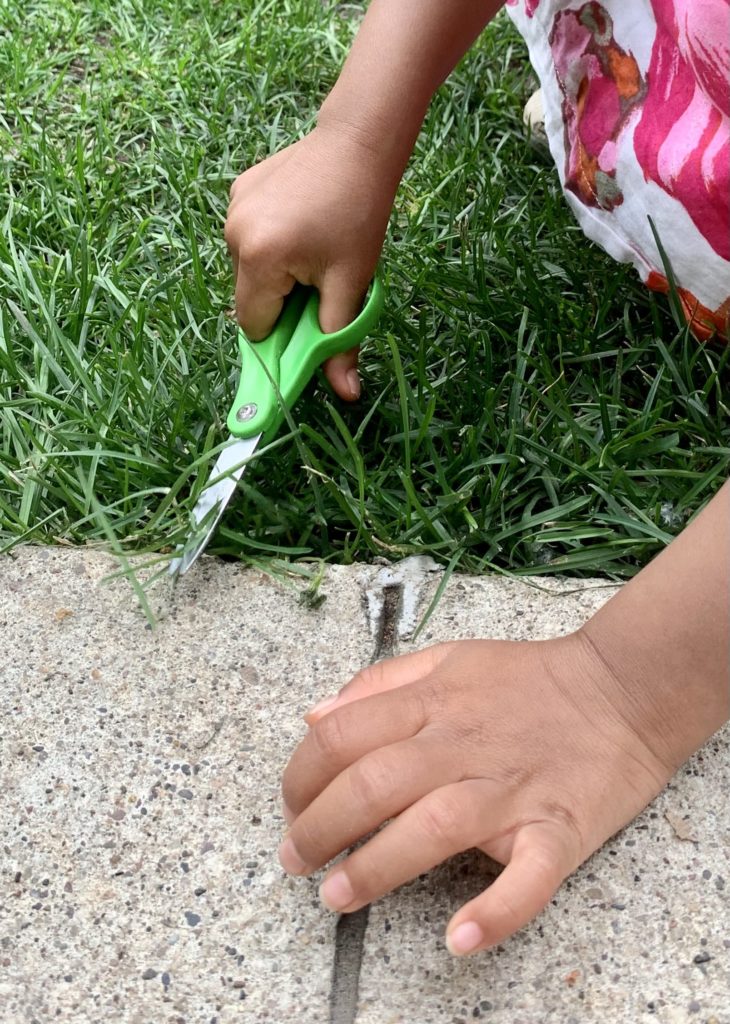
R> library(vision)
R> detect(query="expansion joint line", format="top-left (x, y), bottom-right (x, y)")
top-left (328, 583), bottom-right (403, 1024)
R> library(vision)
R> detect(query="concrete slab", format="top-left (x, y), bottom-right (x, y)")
top-left (0, 548), bottom-right (372, 1024)
top-left (0, 548), bottom-right (727, 1024)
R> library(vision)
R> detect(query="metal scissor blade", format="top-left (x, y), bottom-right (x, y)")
top-left (168, 433), bottom-right (262, 577)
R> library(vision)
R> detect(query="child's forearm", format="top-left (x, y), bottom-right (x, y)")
top-left (579, 480), bottom-right (729, 770)
top-left (318, 0), bottom-right (503, 185)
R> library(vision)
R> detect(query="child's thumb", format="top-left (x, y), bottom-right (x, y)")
top-left (323, 348), bottom-right (360, 401)
top-left (445, 821), bottom-right (575, 955)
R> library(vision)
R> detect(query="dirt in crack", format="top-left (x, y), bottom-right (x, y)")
top-left (374, 584), bottom-right (401, 659)
top-left (328, 581), bottom-right (403, 1024)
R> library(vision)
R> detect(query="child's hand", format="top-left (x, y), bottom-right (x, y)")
top-left (278, 634), bottom-right (672, 955)
top-left (225, 126), bottom-right (395, 400)
top-left (224, 0), bottom-right (506, 400)
top-left (278, 473), bottom-right (728, 956)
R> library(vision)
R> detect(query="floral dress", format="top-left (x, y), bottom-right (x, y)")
top-left (506, 0), bottom-right (730, 340)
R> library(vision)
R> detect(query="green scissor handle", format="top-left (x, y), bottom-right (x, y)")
top-left (227, 277), bottom-right (384, 441)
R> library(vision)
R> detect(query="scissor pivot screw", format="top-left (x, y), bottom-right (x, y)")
top-left (236, 403), bottom-right (258, 422)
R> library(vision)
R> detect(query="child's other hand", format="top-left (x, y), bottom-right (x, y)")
top-left (279, 635), bottom-right (673, 955)
top-left (225, 126), bottom-right (394, 401)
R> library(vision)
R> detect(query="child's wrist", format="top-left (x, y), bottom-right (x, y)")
top-left (316, 100), bottom-right (418, 185)
top-left (542, 631), bottom-right (670, 777)
top-left (574, 614), bottom-right (727, 775)
top-left (565, 484), bottom-right (730, 774)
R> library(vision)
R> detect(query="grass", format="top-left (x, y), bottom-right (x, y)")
top-left (1, 0), bottom-right (728, 582)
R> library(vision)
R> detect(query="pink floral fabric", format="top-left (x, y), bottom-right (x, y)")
top-left (634, 0), bottom-right (729, 261)
top-left (506, 0), bottom-right (730, 339)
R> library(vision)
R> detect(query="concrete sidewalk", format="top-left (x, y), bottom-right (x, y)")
top-left (0, 547), bottom-right (727, 1024)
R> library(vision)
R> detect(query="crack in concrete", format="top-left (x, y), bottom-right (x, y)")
top-left (373, 583), bottom-right (402, 662)
top-left (328, 574), bottom-right (407, 1024)
top-left (328, 905), bottom-right (372, 1024)
top-left (362, 555), bottom-right (440, 645)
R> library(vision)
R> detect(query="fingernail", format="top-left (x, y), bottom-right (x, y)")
top-left (306, 694), bottom-right (339, 719)
top-left (446, 921), bottom-right (484, 956)
top-left (282, 802), bottom-right (295, 826)
top-left (278, 836), bottom-right (307, 875)
top-left (346, 369), bottom-right (360, 400)
top-left (319, 870), bottom-right (354, 912)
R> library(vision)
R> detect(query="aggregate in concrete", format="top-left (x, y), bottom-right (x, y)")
top-left (1, 548), bottom-right (371, 1024)
top-left (0, 548), bottom-right (728, 1024)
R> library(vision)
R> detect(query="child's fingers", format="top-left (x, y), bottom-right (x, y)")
top-left (234, 266), bottom-right (296, 341)
top-left (305, 644), bottom-right (454, 724)
top-left (315, 779), bottom-right (504, 913)
top-left (279, 734), bottom-right (454, 875)
top-left (445, 821), bottom-right (575, 956)
top-left (283, 683), bottom-right (429, 818)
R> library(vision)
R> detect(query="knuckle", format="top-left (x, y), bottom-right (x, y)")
top-left (237, 227), bottom-right (278, 267)
top-left (408, 681), bottom-right (441, 728)
top-left (348, 755), bottom-right (395, 809)
top-left (541, 801), bottom-right (584, 866)
top-left (311, 711), bottom-right (348, 763)
top-left (417, 675), bottom-right (453, 720)
top-left (222, 211), bottom-right (272, 264)
top-left (499, 760), bottom-right (535, 788)
top-left (418, 792), bottom-right (461, 843)
top-left (543, 800), bottom-right (582, 846)
top-left (345, 851), bottom-right (386, 905)
top-left (440, 716), bottom-right (487, 752)
top-left (346, 662), bottom-right (384, 698)
top-left (239, 230), bottom-right (269, 263)
top-left (292, 814), bottom-right (326, 865)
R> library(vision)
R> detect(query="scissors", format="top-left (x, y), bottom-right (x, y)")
top-left (169, 278), bottom-right (384, 576)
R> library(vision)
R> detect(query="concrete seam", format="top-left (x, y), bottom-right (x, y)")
top-left (328, 582), bottom-right (402, 1024)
